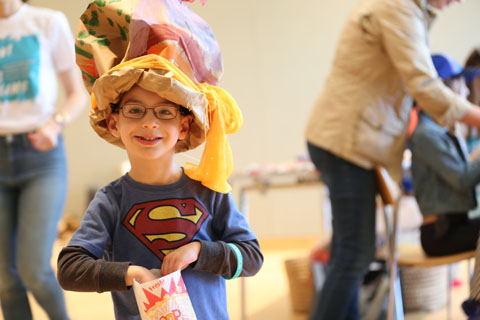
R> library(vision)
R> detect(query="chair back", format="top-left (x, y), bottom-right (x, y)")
top-left (375, 166), bottom-right (401, 206)
top-left (376, 166), bottom-right (403, 320)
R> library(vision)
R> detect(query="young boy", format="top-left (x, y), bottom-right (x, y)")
top-left (57, 1), bottom-right (263, 319)
top-left (410, 54), bottom-right (480, 319)
top-left (411, 53), bottom-right (480, 258)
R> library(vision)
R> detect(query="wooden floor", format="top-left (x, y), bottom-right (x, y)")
top-left (0, 236), bottom-right (472, 320)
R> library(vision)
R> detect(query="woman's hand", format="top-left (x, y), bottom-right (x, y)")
top-left (125, 265), bottom-right (158, 286)
top-left (28, 119), bottom-right (62, 151)
top-left (160, 241), bottom-right (201, 276)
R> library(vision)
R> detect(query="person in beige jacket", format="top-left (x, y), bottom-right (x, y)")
top-left (305, 0), bottom-right (480, 319)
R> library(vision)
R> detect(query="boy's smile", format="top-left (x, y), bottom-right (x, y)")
top-left (135, 135), bottom-right (162, 145)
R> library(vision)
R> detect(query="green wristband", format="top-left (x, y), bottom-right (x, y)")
top-left (223, 243), bottom-right (243, 280)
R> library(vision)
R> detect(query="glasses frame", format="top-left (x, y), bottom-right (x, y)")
top-left (119, 103), bottom-right (180, 120)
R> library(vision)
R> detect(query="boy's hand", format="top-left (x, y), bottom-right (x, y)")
top-left (125, 265), bottom-right (157, 286)
top-left (161, 241), bottom-right (201, 276)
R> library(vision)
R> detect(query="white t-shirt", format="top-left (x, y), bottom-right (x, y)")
top-left (0, 4), bottom-right (75, 134)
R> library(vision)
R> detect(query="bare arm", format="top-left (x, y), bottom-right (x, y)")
top-left (28, 67), bottom-right (88, 151)
top-left (461, 105), bottom-right (480, 128)
top-left (55, 67), bottom-right (88, 123)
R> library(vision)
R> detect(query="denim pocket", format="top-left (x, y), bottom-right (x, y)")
top-left (12, 135), bottom-right (66, 179)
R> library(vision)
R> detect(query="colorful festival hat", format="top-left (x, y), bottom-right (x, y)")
top-left (76, 0), bottom-right (243, 193)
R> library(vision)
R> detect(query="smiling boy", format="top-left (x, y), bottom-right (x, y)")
top-left (57, 61), bottom-right (263, 319)
top-left (57, 1), bottom-right (263, 319)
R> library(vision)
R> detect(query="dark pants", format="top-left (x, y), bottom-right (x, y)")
top-left (307, 142), bottom-right (377, 320)
top-left (421, 213), bottom-right (480, 256)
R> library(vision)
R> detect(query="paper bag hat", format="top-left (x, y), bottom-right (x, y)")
top-left (76, 0), bottom-right (242, 193)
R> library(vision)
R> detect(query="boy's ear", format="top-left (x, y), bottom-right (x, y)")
top-left (106, 114), bottom-right (121, 138)
top-left (178, 114), bottom-right (192, 141)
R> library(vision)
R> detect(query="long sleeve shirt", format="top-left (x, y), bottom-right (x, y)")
top-left (56, 172), bottom-right (263, 319)
top-left (411, 113), bottom-right (480, 215)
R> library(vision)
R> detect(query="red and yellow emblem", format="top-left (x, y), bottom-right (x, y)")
top-left (123, 198), bottom-right (208, 260)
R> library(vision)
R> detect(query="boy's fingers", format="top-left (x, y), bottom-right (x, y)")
top-left (160, 261), bottom-right (170, 276)
top-left (160, 258), bottom-right (183, 276)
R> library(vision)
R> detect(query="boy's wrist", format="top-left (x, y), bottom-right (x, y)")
top-left (125, 265), bottom-right (145, 286)
top-left (191, 240), bottom-right (202, 251)
top-left (125, 266), bottom-right (135, 286)
top-left (125, 265), bottom-right (157, 286)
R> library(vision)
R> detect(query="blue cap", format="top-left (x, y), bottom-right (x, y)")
top-left (431, 54), bottom-right (463, 79)
top-left (464, 67), bottom-right (480, 84)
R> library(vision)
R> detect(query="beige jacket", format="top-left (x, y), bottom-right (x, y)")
top-left (305, 0), bottom-right (472, 181)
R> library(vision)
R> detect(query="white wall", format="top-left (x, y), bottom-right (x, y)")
top-left (30, 0), bottom-right (480, 236)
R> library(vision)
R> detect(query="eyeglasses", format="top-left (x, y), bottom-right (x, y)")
top-left (120, 103), bottom-right (180, 120)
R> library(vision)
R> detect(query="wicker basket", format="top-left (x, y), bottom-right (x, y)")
top-left (284, 257), bottom-right (314, 313)
top-left (400, 265), bottom-right (447, 312)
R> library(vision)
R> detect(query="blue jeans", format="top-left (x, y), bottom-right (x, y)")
top-left (0, 133), bottom-right (69, 320)
top-left (307, 142), bottom-right (377, 320)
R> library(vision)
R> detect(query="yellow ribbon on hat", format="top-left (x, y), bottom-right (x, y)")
top-left (91, 54), bottom-right (243, 193)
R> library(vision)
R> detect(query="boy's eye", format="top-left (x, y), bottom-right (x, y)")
top-left (154, 105), bottom-right (178, 119)
top-left (123, 105), bottom-right (145, 115)
top-left (157, 108), bottom-right (173, 116)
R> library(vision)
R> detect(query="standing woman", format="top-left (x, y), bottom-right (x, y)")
top-left (305, 0), bottom-right (480, 319)
top-left (0, 0), bottom-right (87, 319)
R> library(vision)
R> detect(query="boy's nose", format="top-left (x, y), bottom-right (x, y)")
top-left (141, 109), bottom-right (159, 128)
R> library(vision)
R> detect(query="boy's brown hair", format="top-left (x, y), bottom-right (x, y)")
top-left (465, 47), bottom-right (480, 104)
top-left (465, 47), bottom-right (480, 69)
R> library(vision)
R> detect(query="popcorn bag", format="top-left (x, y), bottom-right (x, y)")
top-left (133, 270), bottom-right (197, 320)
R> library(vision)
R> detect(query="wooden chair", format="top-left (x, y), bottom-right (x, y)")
top-left (375, 166), bottom-right (476, 320)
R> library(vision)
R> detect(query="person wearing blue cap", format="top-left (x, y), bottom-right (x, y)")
top-left (410, 53), bottom-right (480, 259)
top-left (410, 54), bottom-right (480, 320)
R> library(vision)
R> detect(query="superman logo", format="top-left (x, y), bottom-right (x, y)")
top-left (122, 198), bottom-right (208, 260)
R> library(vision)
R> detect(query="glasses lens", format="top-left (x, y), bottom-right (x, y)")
top-left (121, 104), bottom-right (179, 120)
top-left (153, 105), bottom-right (178, 120)
top-left (122, 104), bottom-right (146, 119)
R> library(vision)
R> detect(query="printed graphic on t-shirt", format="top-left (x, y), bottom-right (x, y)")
top-left (123, 198), bottom-right (208, 260)
top-left (0, 35), bottom-right (40, 102)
